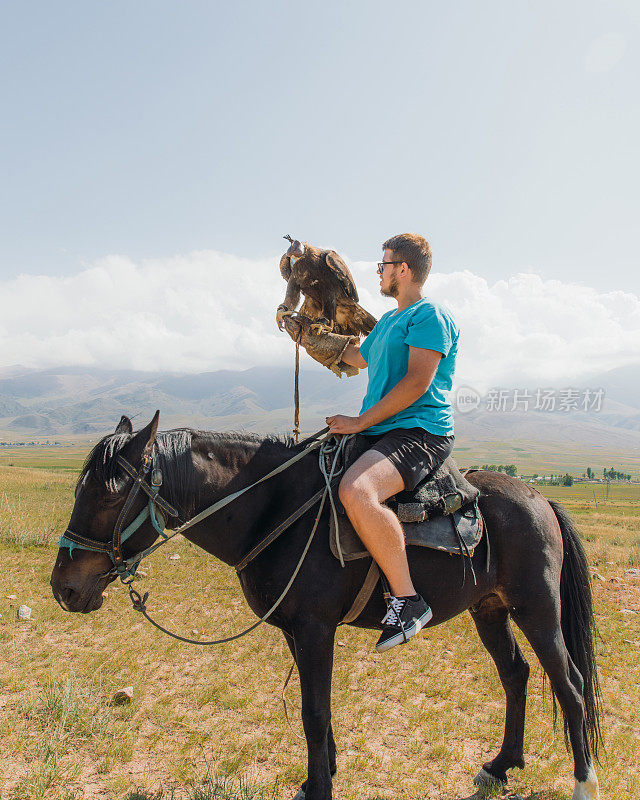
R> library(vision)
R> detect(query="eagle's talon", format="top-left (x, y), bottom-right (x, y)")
top-left (309, 317), bottom-right (332, 335)
top-left (276, 305), bottom-right (294, 331)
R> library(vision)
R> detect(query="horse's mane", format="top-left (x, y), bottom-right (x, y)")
top-left (77, 428), bottom-right (297, 517)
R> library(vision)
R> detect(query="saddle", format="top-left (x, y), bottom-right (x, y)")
top-left (327, 434), bottom-right (484, 564)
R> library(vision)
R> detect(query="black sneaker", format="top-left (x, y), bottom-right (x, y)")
top-left (375, 594), bottom-right (433, 653)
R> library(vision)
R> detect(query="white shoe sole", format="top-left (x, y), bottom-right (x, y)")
top-left (375, 607), bottom-right (433, 653)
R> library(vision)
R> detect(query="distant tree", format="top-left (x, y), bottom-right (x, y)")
top-left (562, 473), bottom-right (574, 486)
top-left (480, 463), bottom-right (518, 474)
top-left (603, 467), bottom-right (631, 481)
top-left (586, 467), bottom-right (593, 480)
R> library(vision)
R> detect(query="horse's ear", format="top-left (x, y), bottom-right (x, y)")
top-left (115, 415), bottom-right (133, 435)
top-left (125, 410), bottom-right (160, 465)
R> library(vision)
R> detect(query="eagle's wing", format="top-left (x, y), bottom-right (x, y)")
top-left (324, 251), bottom-right (359, 303)
top-left (279, 254), bottom-right (292, 281)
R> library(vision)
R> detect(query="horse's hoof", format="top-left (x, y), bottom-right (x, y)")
top-left (474, 767), bottom-right (507, 787)
top-left (291, 791), bottom-right (305, 800)
top-left (572, 764), bottom-right (600, 800)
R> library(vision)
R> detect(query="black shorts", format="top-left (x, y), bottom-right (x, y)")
top-left (363, 427), bottom-right (455, 491)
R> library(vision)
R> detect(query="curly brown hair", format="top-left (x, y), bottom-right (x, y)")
top-left (382, 233), bottom-right (432, 285)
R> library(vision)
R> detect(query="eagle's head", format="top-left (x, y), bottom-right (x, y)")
top-left (283, 234), bottom-right (305, 262)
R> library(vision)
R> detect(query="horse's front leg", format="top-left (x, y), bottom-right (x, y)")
top-left (290, 620), bottom-right (336, 800)
top-left (283, 632), bottom-right (337, 782)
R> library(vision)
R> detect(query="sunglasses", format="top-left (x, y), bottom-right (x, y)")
top-left (376, 261), bottom-right (403, 275)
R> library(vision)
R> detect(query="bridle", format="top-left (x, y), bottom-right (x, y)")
top-left (57, 429), bottom-right (360, 646)
top-left (59, 450), bottom-right (181, 580)
top-left (58, 427), bottom-right (335, 582)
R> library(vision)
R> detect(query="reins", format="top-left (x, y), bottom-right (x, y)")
top-left (60, 426), bottom-right (330, 578)
top-left (61, 427), bottom-right (352, 646)
top-left (128, 484), bottom-right (329, 645)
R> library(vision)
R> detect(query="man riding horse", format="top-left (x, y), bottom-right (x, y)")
top-left (299, 232), bottom-right (459, 652)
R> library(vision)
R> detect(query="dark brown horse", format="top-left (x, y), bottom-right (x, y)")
top-left (50, 413), bottom-right (602, 800)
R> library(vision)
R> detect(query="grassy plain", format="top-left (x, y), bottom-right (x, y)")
top-left (0, 449), bottom-right (639, 800)
top-left (452, 443), bottom-right (640, 480)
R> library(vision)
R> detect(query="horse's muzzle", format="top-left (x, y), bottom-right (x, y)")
top-left (50, 548), bottom-right (111, 613)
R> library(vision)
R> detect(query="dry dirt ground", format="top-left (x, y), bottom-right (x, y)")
top-left (1, 465), bottom-right (639, 800)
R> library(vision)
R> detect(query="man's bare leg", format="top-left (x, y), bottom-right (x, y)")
top-left (338, 449), bottom-right (415, 597)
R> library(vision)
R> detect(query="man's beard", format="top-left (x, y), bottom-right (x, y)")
top-left (380, 276), bottom-right (399, 298)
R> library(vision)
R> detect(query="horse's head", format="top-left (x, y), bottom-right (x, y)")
top-left (51, 411), bottom-right (162, 613)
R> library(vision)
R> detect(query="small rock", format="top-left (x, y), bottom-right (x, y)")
top-left (102, 591), bottom-right (108, 598)
top-left (591, 572), bottom-right (605, 582)
top-left (137, 570), bottom-right (148, 577)
top-left (609, 577), bottom-right (622, 584)
top-left (337, 641), bottom-right (346, 646)
top-left (191, 629), bottom-right (199, 635)
top-left (625, 568), bottom-right (640, 577)
top-left (111, 686), bottom-right (134, 705)
top-left (620, 609), bottom-right (638, 615)
top-left (6, 594), bottom-right (17, 600)
top-left (17, 605), bottom-right (31, 620)
top-left (169, 554), bottom-right (180, 561)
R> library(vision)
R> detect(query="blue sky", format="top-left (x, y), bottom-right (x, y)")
top-left (1, 0), bottom-right (638, 293)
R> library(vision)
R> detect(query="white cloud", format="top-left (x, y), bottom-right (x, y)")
top-left (1, 250), bottom-right (639, 391)
top-left (584, 33), bottom-right (626, 73)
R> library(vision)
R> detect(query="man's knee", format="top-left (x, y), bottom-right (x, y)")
top-left (338, 475), bottom-right (374, 510)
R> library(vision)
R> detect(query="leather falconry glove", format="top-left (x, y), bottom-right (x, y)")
top-left (282, 315), bottom-right (360, 378)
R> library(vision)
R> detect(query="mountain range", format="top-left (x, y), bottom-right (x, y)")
top-left (1, 362), bottom-right (639, 474)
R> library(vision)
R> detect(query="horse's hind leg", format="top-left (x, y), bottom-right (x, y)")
top-left (470, 598), bottom-right (529, 785)
top-left (283, 632), bottom-right (337, 779)
top-left (514, 612), bottom-right (599, 800)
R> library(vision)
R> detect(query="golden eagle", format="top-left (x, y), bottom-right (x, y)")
top-left (276, 236), bottom-right (377, 336)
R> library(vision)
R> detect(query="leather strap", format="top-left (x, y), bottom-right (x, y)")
top-left (117, 456), bottom-right (180, 518)
top-left (234, 486), bottom-right (326, 573)
top-left (112, 462), bottom-right (147, 563)
top-left (340, 560), bottom-right (379, 625)
top-left (62, 529), bottom-right (113, 552)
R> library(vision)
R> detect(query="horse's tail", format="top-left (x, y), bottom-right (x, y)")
top-left (549, 499), bottom-right (603, 758)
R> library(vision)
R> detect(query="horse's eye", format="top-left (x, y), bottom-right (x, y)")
top-left (101, 493), bottom-right (122, 506)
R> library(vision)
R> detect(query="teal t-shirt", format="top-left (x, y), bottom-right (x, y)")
top-left (359, 297), bottom-right (458, 436)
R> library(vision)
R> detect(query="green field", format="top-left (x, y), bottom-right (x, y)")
top-left (451, 442), bottom-right (640, 480)
top-left (1, 451), bottom-right (639, 800)
top-left (3, 438), bottom-right (640, 480)
top-left (0, 445), bottom-right (88, 472)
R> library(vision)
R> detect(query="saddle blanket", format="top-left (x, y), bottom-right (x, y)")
top-left (326, 436), bottom-right (484, 562)
top-left (329, 498), bottom-right (484, 562)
